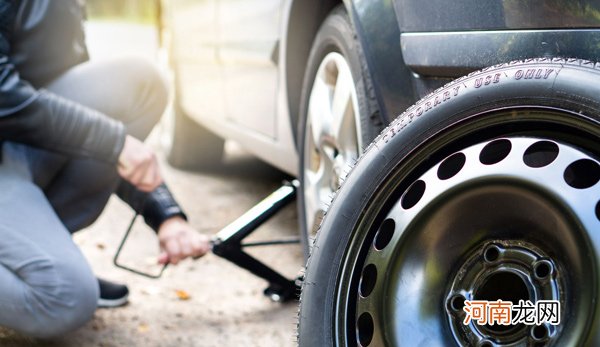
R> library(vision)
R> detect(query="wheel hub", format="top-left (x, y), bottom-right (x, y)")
top-left (446, 240), bottom-right (560, 345)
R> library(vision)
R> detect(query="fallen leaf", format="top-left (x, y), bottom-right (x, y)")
top-left (137, 323), bottom-right (149, 333)
top-left (175, 289), bottom-right (191, 301)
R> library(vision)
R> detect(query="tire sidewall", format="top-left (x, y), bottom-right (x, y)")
top-left (299, 59), bottom-right (600, 346)
top-left (298, 5), bottom-right (378, 258)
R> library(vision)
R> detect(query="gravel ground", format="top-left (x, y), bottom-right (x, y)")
top-left (0, 22), bottom-right (304, 347)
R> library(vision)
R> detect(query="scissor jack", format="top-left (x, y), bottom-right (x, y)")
top-left (211, 180), bottom-right (302, 302)
top-left (115, 180), bottom-right (302, 302)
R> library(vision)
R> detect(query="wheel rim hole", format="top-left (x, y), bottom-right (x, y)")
top-left (531, 324), bottom-right (549, 341)
top-left (357, 312), bottom-right (374, 346)
top-left (449, 294), bottom-right (466, 312)
top-left (479, 340), bottom-right (494, 347)
top-left (533, 261), bottom-right (553, 280)
top-left (564, 159), bottom-right (600, 189)
top-left (480, 139), bottom-right (512, 165)
top-left (438, 152), bottom-right (466, 180)
top-left (483, 245), bottom-right (501, 263)
top-left (374, 219), bottom-right (395, 251)
top-left (475, 272), bottom-right (530, 334)
top-left (401, 180), bottom-right (426, 209)
top-left (596, 200), bottom-right (600, 221)
top-left (359, 264), bottom-right (377, 298)
top-left (523, 141), bottom-right (559, 168)
top-left (325, 60), bottom-right (339, 85)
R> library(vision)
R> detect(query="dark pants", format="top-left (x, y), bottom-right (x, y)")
top-left (0, 57), bottom-right (168, 337)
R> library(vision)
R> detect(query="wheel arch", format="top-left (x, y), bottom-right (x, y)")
top-left (283, 0), bottom-right (346, 146)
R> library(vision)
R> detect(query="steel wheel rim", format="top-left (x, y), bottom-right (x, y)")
top-left (333, 111), bottom-right (600, 346)
top-left (303, 52), bottom-right (363, 240)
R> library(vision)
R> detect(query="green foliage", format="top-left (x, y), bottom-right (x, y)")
top-left (86, 0), bottom-right (159, 24)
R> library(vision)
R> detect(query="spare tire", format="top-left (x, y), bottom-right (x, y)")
top-left (298, 58), bottom-right (600, 347)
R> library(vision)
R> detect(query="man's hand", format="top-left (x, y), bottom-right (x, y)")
top-left (157, 216), bottom-right (211, 265)
top-left (118, 135), bottom-right (163, 192)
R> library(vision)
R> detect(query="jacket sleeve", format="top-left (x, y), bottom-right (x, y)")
top-left (116, 180), bottom-right (188, 232)
top-left (0, 34), bottom-right (126, 163)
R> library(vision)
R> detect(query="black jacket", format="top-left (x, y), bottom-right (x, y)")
top-left (0, 0), bottom-right (125, 163)
top-left (0, 0), bottom-right (186, 231)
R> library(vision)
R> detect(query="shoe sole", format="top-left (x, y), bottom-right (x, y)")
top-left (97, 295), bottom-right (129, 308)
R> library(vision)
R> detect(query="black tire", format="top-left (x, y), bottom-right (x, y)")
top-left (299, 58), bottom-right (600, 346)
top-left (166, 73), bottom-right (225, 171)
top-left (298, 5), bottom-right (382, 258)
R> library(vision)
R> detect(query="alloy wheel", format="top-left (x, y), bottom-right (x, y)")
top-left (303, 52), bottom-right (363, 239)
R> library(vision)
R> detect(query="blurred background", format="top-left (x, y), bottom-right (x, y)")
top-left (85, 0), bottom-right (161, 60)
top-left (86, 0), bottom-right (160, 23)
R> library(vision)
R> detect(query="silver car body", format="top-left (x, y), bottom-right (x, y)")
top-left (164, 0), bottom-right (298, 175)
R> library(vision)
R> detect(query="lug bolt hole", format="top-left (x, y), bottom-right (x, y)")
top-left (483, 245), bottom-right (501, 263)
top-left (533, 260), bottom-right (553, 280)
top-left (478, 340), bottom-right (494, 347)
top-left (531, 324), bottom-right (549, 341)
top-left (448, 294), bottom-right (466, 313)
top-left (357, 312), bottom-right (374, 346)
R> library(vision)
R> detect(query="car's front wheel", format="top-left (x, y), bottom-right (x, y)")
top-left (298, 5), bottom-right (381, 258)
top-left (299, 58), bottom-right (600, 346)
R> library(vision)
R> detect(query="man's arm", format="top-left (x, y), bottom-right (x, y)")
top-left (116, 181), bottom-right (210, 264)
top-left (116, 181), bottom-right (188, 232)
top-left (0, 53), bottom-right (127, 163)
top-left (1, 21), bottom-right (161, 190)
top-left (0, 1), bottom-right (126, 162)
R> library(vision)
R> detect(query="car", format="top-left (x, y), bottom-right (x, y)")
top-left (160, 0), bottom-right (386, 255)
top-left (161, 1), bottom-right (600, 345)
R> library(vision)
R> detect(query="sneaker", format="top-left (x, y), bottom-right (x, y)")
top-left (97, 278), bottom-right (129, 308)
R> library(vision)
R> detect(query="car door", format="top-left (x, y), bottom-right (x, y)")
top-left (166, 0), bottom-right (226, 125)
top-left (217, 0), bottom-right (284, 139)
